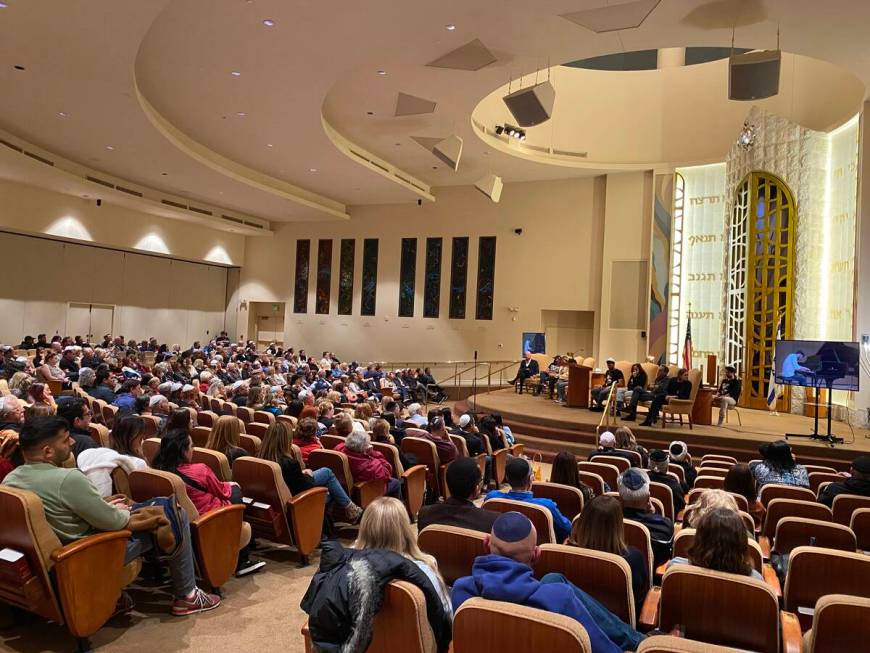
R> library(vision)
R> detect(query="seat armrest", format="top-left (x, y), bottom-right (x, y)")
top-left (286, 487), bottom-right (328, 558)
top-left (401, 464), bottom-right (428, 521)
top-left (780, 611), bottom-right (802, 653)
top-left (50, 529), bottom-right (132, 564)
top-left (638, 586), bottom-right (661, 631)
top-left (762, 563), bottom-right (782, 601)
top-left (353, 478), bottom-right (386, 507)
top-left (191, 504), bottom-right (246, 590)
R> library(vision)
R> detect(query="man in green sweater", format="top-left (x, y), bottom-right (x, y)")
top-left (3, 416), bottom-right (220, 616)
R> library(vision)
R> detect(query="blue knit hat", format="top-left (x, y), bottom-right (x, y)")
top-left (492, 512), bottom-right (532, 542)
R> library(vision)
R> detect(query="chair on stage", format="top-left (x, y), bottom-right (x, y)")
top-left (660, 369), bottom-right (703, 429)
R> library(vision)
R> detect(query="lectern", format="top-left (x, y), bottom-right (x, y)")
top-left (566, 364), bottom-right (593, 408)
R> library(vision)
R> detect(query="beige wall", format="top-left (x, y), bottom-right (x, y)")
top-left (0, 231), bottom-right (230, 345)
top-left (238, 176), bottom-right (651, 363)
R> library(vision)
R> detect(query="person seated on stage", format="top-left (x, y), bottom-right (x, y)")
top-left (537, 355), bottom-right (565, 398)
top-left (452, 512), bottom-right (637, 653)
top-left (781, 349), bottom-right (813, 386)
top-left (647, 449), bottom-right (686, 514)
top-left (668, 440), bottom-right (697, 488)
top-left (724, 463), bottom-right (765, 528)
top-left (616, 364), bottom-right (647, 415)
top-left (485, 456), bottom-right (572, 542)
top-left (640, 368), bottom-right (692, 427)
top-left (713, 365), bottom-right (742, 426)
top-left (681, 488), bottom-right (739, 530)
top-left (590, 358), bottom-right (625, 412)
top-left (622, 365), bottom-right (669, 422)
top-left (508, 351), bottom-right (539, 395)
top-left (749, 440), bottom-right (810, 489)
top-left (588, 431), bottom-right (636, 466)
top-left (818, 455), bottom-right (870, 507)
top-left (667, 508), bottom-right (763, 581)
top-left (618, 468), bottom-right (674, 567)
top-left (418, 457), bottom-right (499, 534)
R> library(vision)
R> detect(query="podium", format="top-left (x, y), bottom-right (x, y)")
top-left (566, 365), bottom-right (593, 408)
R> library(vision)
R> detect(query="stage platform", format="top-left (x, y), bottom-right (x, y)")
top-left (460, 388), bottom-right (870, 472)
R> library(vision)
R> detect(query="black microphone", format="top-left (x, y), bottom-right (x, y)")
top-left (474, 350), bottom-right (478, 360)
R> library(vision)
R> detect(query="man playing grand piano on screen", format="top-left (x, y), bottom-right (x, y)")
top-left (781, 350), bottom-right (812, 386)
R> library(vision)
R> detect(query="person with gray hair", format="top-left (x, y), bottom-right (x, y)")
top-left (647, 449), bottom-right (686, 513)
top-left (618, 468), bottom-right (673, 566)
top-left (77, 366), bottom-right (96, 389)
top-left (336, 430), bottom-right (401, 497)
top-left (406, 402), bottom-right (427, 428)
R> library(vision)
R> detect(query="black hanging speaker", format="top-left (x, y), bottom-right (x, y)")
top-left (502, 81), bottom-right (555, 127)
top-left (728, 49), bottom-right (781, 101)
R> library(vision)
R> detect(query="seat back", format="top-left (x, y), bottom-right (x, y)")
top-left (483, 498), bottom-right (556, 544)
top-left (129, 468), bottom-right (200, 519)
top-left (614, 449), bottom-right (642, 467)
top-left (101, 403), bottom-right (118, 429)
top-left (637, 635), bottom-right (748, 652)
top-left (532, 481), bottom-right (584, 521)
top-left (535, 544), bottom-right (635, 627)
top-left (245, 422), bottom-right (269, 438)
top-left (577, 471), bottom-right (605, 496)
top-left (773, 516), bottom-right (856, 555)
top-left (851, 507), bottom-right (870, 551)
top-left (356, 581), bottom-right (437, 653)
top-left (623, 519), bottom-right (654, 583)
top-left (667, 464), bottom-right (685, 485)
top-left (696, 467), bottom-right (728, 479)
top-left (762, 498), bottom-right (832, 539)
top-left (809, 472), bottom-right (842, 495)
top-left (594, 455), bottom-right (630, 473)
top-left (418, 525), bottom-right (487, 586)
top-left (577, 461), bottom-right (619, 491)
top-left (805, 594), bottom-right (870, 653)
top-left (231, 456), bottom-right (293, 544)
top-left (832, 493), bottom-right (870, 526)
top-left (649, 481), bottom-right (675, 521)
top-left (784, 546), bottom-right (870, 619)
top-left (659, 566), bottom-right (780, 653)
top-left (700, 454), bottom-right (737, 466)
top-left (209, 398), bottom-right (222, 413)
top-left (308, 449), bottom-right (353, 489)
top-left (238, 433), bottom-right (262, 456)
top-left (372, 441), bottom-right (404, 476)
top-left (87, 423), bottom-right (110, 447)
top-left (192, 447), bottom-right (233, 482)
top-left (142, 437), bottom-right (161, 466)
top-left (236, 406), bottom-right (255, 424)
top-left (139, 414), bottom-right (161, 438)
top-left (254, 410), bottom-right (276, 425)
top-left (453, 597), bottom-right (591, 653)
top-left (191, 425), bottom-right (212, 447)
top-left (693, 475), bottom-right (724, 490)
top-left (672, 528), bottom-right (763, 572)
top-left (401, 436), bottom-right (442, 495)
top-left (759, 483), bottom-right (816, 507)
top-left (803, 464), bottom-right (837, 475)
top-left (320, 434), bottom-right (346, 450)
top-left (725, 492), bottom-right (749, 512)
top-left (221, 401), bottom-right (237, 416)
top-left (197, 410), bottom-right (217, 428)
top-left (277, 414), bottom-right (297, 430)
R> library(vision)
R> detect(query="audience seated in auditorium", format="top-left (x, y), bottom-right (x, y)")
top-left (549, 450), bottom-right (596, 502)
top-left (588, 430), bottom-right (635, 465)
top-left (640, 368), bottom-right (692, 427)
top-left (570, 495), bottom-right (649, 614)
top-left (818, 455), bottom-right (870, 507)
top-left (405, 402), bottom-right (428, 427)
top-left (336, 429), bottom-right (401, 497)
top-left (614, 426), bottom-right (648, 467)
top-left (750, 440), bottom-right (810, 489)
top-left (647, 449), bottom-right (686, 513)
top-left (590, 358), bottom-right (625, 411)
top-left (681, 488), bottom-right (740, 530)
top-left (77, 419), bottom-right (147, 496)
top-left (623, 365), bottom-right (668, 422)
top-left (153, 428), bottom-right (265, 576)
top-left (28, 383), bottom-right (57, 412)
top-left (724, 463), bottom-right (766, 527)
top-left (668, 440), bottom-right (697, 488)
top-left (161, 408), bottom-right (192, 437)
top-left (0, 395), bottom-right (25, 434)
top-left (110, 415), bottom-right (147, 461)
top-left (294, 417), bottom-right (323, 464)
top-left (56, 398), bottom-right (99, 460)
top-left (478, 413), bottom-right (508, 451)
top-left (259, 421), bottom-right (362, 523)
top-left (3, 416), bottom-right (221, 615)
top-left (668, 507), bottom-right (762, 580)
top-left (89, 367), bottom-right (118, 403)
top-left (452, 511), bottom-right (641, 653)
top-left (112, 379), bottom-right (143, 410)
top-left (486, 456), bottom-right (572, 542)
top-left (421, 415), bottom-right (459, 465)
top-left (205, 414), bottom-right (248, 467)
top-left (618, 468), bottom-right (674, 567)
top-left (418, 457), bottom-right (499, 533)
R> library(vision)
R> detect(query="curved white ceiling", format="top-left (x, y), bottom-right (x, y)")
top-left (1, 0), bottom-right (869, 226)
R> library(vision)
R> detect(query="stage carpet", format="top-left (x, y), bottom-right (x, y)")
top-left (461, 388), bottom-right (870, 471)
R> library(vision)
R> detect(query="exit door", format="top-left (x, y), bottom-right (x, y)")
top-left (67, 303), bottom-right (115, 342)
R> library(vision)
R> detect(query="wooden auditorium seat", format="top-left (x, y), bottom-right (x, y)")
top-left (371, 441), bottom-right (427, 521)
top-left (641, 565), bottom-right (801, 653)
top-left (615, 448), bottom-right (643, 467)
top-left (231, 456), bottom-right (327, 565)
top-left (196, 410), bottom-right (217, 427)
top-left (692, 475), bottom-right (725, 490)
top-left (577, 461), bottom-right (620, 491)
top-left (418, 525), bottom-right (487, 585)
top-left (253, 410), bottom-right (276, 425)
top-left (139, 414), bottom-right (162, 438)
top-left (245, 422), bottom-right (269, 438)
top-left (238, 433), bottom-right (262, 457)
top-left (783, 546), bottom-right (870, 630)
top-left (772, 516), bottom-right (857, 555)
top-left (401, 436), bottom-right (448, 499)
top-left (851, 507), bottom-right (870, 551)
top-left (307, 448), bottom-right (386, 508)
top-left (0, 486), bottom-right (141, 649)
top-left (277, 414), bottom-right (297, 430)
top-left (302, 581), bottom-right (437, 653)
top-left (319, 434), bottom-right (346, 450)
top-left (803, 464), bottom-right (837, 475)
top-left (87, 422), bottom-right (110, 447)
top-left (449, 435), bottom-right (487, 480)
top-left (623, 519), bottom-right (654, 583)
top-left (534, 544), bottom-right (637, 627)
top-left (831, 493), bottom-right (870, 526)
top-left (221, 401), bottom-right (237, 416)
top-left (696, 466), bottom-right (728, 479)
top-left (236, 406), bottom-right (254, 424)
top-left (660, 369), bottom-right (703, 429)
top-left (760, 499), bottom-right (833, 554)
top-left (129, 468), bottom-right (247, 592)
top-left (809, 472), bottom-right (842, 495)
top-left (759, 484), bottom-right (816, 508)
top-left (649, 481), bottom-right (675, 521)
top-left (700, 454), bottom-right (738, 466)
top-left (578, 470), bottom-right (606, 496)
top-left (637, 635), bottom-right (747, 652)
top-left (482, 433), bottom-right (509, 486)
top-left (802, 594), bottom-right (870, 653)
top-left (190, 425), bottom-right (211, 447)
top-left (453, 597), bottom-right (592, 653)
top-left (142, 437), bottom-right (161, 465)
top-left (191, 447), bottom-right (233, 482)
top-left (101, 402), bottom-right (118, 429)
top-left (483, 497), bottom-right (556, 544)
top-left (667, 464), bottom-right (685, 485)
top-left (533, 481), bottom-right (584, 521)
top-left (593, 455), bottom-right (630, 473)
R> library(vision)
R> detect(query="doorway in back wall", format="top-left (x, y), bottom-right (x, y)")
top-left (247, 302), bottom-right (286, 349)
top-left (541, 310), bottom-right (594, 358)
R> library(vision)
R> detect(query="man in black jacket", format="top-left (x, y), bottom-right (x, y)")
top-left (590, 358), bottom-right (625, 411)
top-left (418, 458), bottom-right (499, 533)
top-left (623, 365), bottom-right (668, 422)
top-left (819, 456), bottom-right (870, 507)
top-left (509, 351), bottom-right (539, 394)
top-left (713, 365), bottom-right (742, 426)
top-left (619, 468), bottom-right (674, 567)
top-left (641, 368), bottom-right (692, 427)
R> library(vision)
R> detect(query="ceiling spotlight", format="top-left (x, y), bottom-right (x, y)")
top-left (236, 111), bottom-right (247, 116)
top-left (231, 71), bottom-right (241, 77)
top-left (737, 120), bottom-right (756, 150)
top-left (377, 70), bottom-right (387, 76)
top-left (495, 124), bottom-right (526, 141)
top-left (445, 24), bottom-right (456, 31)
top-left (58, 111), bottom-right (69, 118)
top-left (105, 145), bottom-right (114, 150)
top-left (266, 143), bottom-right (273, 148)
top-left (263, 19), bottom-right (275, 26)
top-left (309, 167), bottom-right (318, 172)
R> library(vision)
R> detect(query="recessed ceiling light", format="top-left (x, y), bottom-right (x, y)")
top-left (236, 111), bottom-right (246, 116)
top-left (263, 19), bottom-right (275, 26)
top-left (309, 168), bottom-right (318, 173)
top-left (58, 111), bottom-right (69, 118)
top-left (105, 145), bottom-right (114, 150)
top-left (377, 70), bottom-right (387, 75)
top-left (231, 71), bottom-right (241, 77)
top-left (266, 143), bottom-right (273, 148)
top-left (446, 24), bottom-right (456, 31)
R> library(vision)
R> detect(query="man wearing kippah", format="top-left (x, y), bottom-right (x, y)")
top-left (619, 467), bottom-right (674, 567)
top-left (647, 449), bottom-right (686, 514)
top-left (819, 455), bottom-right (870, 507)
top-left (452, 512), bottom-right (641, 652)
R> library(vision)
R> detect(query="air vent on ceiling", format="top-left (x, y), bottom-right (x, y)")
top-left (243, 220), bottom-right (264, 229)
top-left (552, 148), bottom-right (589, 158)
top-left (187, 205), bottom-right (213, 216)
top-left (221, 214), bottom-right (245, 225)
top-left (23, 151), bottom-right (54, 166)
top-left (86, 175), bottom-right (115, 189)
top-left (161, 199), bottom-right (187, 210)
top-left (115, 185), bottom-right (143, 198)
top-left (0, 138), bottom-right (23, 153)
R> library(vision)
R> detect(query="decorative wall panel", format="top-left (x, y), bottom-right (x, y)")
top-left (398, 238), bottom-right (417, 317)
top-left (475, 236), bottom-right (496, 320)
top-left (651, 173), bottom-right (674, 364)
top-left (666, 172), bottom-right (685, 365)
top-left (424, 238), bottom-right (442, 318)
top-left (338, 239), bottom-right (354, 316)
top-left (360, 239), bottom-right (378, 316)
top-left (449, 237), bottom-right (469, 319)
top-left (315, 239), bottom-right (332, 315)
top-left (293, 239), bottom-right (310, 314)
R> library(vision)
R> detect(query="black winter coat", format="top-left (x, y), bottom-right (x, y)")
top-left (300, 541), bottom-right (452, 653)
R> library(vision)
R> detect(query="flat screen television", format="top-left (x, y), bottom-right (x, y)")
top-left (774, 339), bottom-right (860, 392)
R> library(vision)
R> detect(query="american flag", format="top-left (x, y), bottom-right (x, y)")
top-left (682, 313), bottom-right (693, 370)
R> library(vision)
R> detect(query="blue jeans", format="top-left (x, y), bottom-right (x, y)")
top-left (310, 467), bottom-right (352, 507)
top-left (540, 573), bottom-right (645, 651)
top-left (124, 502), bottom-right (197, 599)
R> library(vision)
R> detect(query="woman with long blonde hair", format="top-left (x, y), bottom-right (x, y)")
top-left (354, 497), bottom-right (452, 613)
top-left (205, 414), bottom-right (247, 466)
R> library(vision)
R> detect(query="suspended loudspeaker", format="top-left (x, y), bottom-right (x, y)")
top-left (729, 50), bottom-right (781, 101)
top-left (502, 81), bottom-right (555, 127)
top-left (475, 174), bottom-right (503, 203)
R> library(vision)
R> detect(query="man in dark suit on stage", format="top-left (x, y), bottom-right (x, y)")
top-left (509, 351), bottom-right (539, 394)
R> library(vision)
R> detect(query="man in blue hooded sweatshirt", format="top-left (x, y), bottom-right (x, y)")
top-left (452, 512), bottom-right (632, 653)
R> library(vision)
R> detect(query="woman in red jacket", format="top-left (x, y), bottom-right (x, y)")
top-left (336, 430), bottom-right (401, 497)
